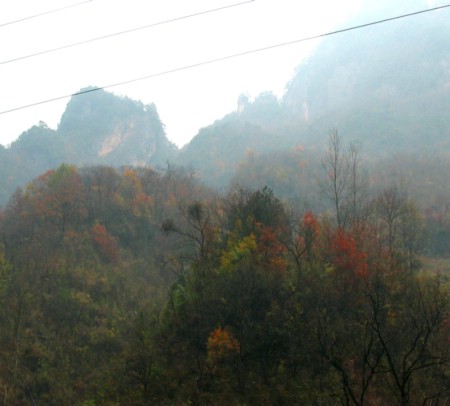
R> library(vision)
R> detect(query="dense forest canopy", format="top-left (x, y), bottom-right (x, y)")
top-left (0, 131), bottom-right (448, 403)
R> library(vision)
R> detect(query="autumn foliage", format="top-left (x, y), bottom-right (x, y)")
top-left (207, 327), bottom-right (240, 365)
top-left (331, 227), bottom-right (368, 279)
top-left (0, 165), bottom-right (447, 405)
top-left (91, 223), bottom-right (119, 263)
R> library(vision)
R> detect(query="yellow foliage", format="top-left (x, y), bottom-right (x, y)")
top-left (220, 234), bottom-right (257, 270)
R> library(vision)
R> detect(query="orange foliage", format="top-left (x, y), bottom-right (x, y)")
top-left (36, 169), bottom-right (55, 184)
top-left (295, 212), bottom-right (320, 259)
top-left (207, 327), bottom-right (240, 364)
top-left (256, 224), bottom-right (287, 273)
top-left (302, 212), bottom-right (320, 236)
top-left (91, 223), bottom-right (119, 263)
top-left (331, 228), bottom-right (368, 279)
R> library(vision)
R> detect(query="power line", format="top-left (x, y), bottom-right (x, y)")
top-left (0, 0), bottom-right (255, 66)
top-left (0, 0), bottom-right (93, 28)
top-left (1, 3), bottom-right (449, 116)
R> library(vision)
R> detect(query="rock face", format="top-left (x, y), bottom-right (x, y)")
top-left (58, 88), bottom-right (177, 167)
top-left (0, 88), bottom-right (177, 206)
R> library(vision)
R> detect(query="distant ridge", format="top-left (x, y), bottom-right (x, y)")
top-left (1, 1), bottom-right (449, 205)
top-left (178, 2), bottom-right (450, 186)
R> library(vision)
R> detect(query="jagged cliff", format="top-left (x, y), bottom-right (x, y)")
top-left (0, 89), bottom-right (177, 206)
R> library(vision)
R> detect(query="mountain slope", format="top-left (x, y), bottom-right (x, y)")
top-left (178, 2), bottom-right (450, 186)
top-left (58, 88), bottom-right (176, 166)
top-left (177, 91), bottom-right (293, 187)
top-left (282, 2), bottom-right (450, 151)
top-left (0, 89), bottom-right (177, 206)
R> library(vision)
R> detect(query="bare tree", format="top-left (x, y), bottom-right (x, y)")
top-left (347, 141), bottom-right (369, 226)
top-left (320, 129), bottom-right (350, 228)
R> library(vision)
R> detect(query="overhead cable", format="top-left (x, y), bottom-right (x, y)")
top-left (0, 0), bottom-right (255, 66)
top-left (1, 3), bottom-right (449, 115)
top-left (0, 0), bottom-right (93, 28)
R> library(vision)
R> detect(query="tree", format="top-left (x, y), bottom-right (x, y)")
top-left (320, 129), bottom-right (350, 228)
top-left (91, 223), bottom-right (119, 263)
top-left (347, 141), bottom-right (368, 226)
top-left (366, 273), bottom-right (449, 404)
top-left (372, 185), bottom-right (424, 273)
top-left (21, 164), bottom-right (87, 242)
top-left (320, 130), bottom-right (368, 230)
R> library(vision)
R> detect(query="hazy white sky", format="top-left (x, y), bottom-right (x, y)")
top-left (0, 0), bottom-right (365, 147)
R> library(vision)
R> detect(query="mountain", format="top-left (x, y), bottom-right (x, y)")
top-left (1, 2), bottom-right (450, 206)
top-left (282, 1), bottom-right (450, 152)
top-left (0, 88), bottom-right (177, 206)
top-left (0, 122), bottom-right (64, 205)
top-left (177, 92), bottom-right (291, 186)
top-left (178, 1), bottom-right (450, 186)
top-left (58, 88), bottom-right (176, 166)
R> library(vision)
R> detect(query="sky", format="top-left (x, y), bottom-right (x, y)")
top-left (0, 0), bottom-right (366, 148)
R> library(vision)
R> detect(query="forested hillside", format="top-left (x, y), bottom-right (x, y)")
top-left (0, 2), bottom-right (449, 402)
top-left (0, 133), bottom-right (448, 403)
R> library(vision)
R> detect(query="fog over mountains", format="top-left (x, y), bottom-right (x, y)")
top-left (0, 1), bottom-right (449, 205)
top-left (0, 4), bottom-right (449, 402)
